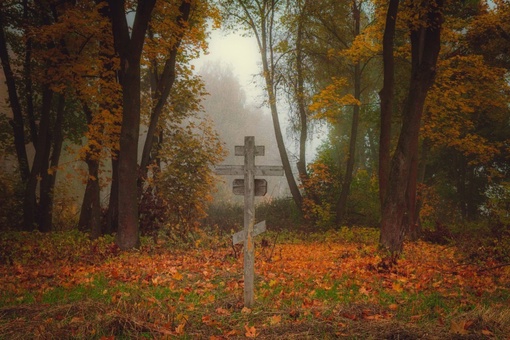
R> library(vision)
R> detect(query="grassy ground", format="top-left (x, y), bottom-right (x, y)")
top-left (0, 228), bottom-right (509, 339)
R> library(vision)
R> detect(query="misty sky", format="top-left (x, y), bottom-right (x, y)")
top-left (194, 29), bottom-right (327, 164)
top-left (194, 30), bottom-right (264, 108)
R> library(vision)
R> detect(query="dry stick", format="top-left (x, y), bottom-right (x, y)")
top-left (230, 238), bottom-right (241, 258)
top-left (265, 230), bottom-right (280, 262)
top-left (477, 263), bottom-right (510, 274)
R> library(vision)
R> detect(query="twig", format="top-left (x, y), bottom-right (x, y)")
top-left (477, 263), bottom-right (510, 274)
top-left (264, 230), bottom-right (280, 262)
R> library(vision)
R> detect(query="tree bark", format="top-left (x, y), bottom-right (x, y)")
top-left (39, 95), bottom-right (64, 232)
top-left (295, 0), bottom-right (309, 183)
top-left (23, 88), bottom-right (54, 231)
top-left (262, 55), bottom-right (303, 210)
top-left (336, 0), bottom-right (361, 224)
top-left (336, 63), bottom-right (360, 223)
top-left (78, 163), bottom-right (101, 238)
top-left (406, 149), bottom-right (420, 240)
top-left (378, 0), bottom-right (399, 209)
top-left (88, 158), bottom-right (101, 239)
top-left (78, 104), bottom-right (102, 238)
top-left (411, 139), bottom-right (430, 239)
top-left (380, 1), bottom-right (444, 254)
top-left (140, 0), bottom-right (191, 175)
top-left (0, 11), bottom-right (30, 183)
top-left (108, 0), bottom-right (156, 250)
top-left (259, 1), bottom-right (303, 210)
top-left (104, 156), bottom-right (119, 235)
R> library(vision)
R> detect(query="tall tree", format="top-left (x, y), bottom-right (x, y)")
top-left (0, 9), bottom-right (30, 184)
top-left (379, 0), bottom-right (445, 254)
top-left (334, 0), bottom-right (362, 223)
top-left (277, 0), bottom-right (314, 184)
top-left (139, 0), bottom-right (192, 175)
top-left (221, 0), bottom-right (303, 210)
top-left (1, 0), bottom-right (83, 231)
top-left (378, 0), bottom-right (398, 208)
top-left (107, 0), bottom-right (156, 249)
top-left (305, 0), bottom-right (380, 224)
top-left (416, 0), bottom-right (510, 228)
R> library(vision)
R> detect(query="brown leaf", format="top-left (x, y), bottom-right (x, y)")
top-left (268, 314), bottom-right (281, 325)
top-left (450, 320), bottom-right (469, 335)
top-left (215, 307), bottom-right (231, 315)
top-left (341, 313), bottom-right (357, 321)
top-left (481, 329), bottom-right (494, 336)
top-left (175, 322), bottom-right (185, 335)
top-left (245, 325), bottom-right (257, 338)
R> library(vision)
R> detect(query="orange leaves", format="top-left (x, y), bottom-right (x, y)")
top-left (391, 282), bottom-right (404, 293)
top-left (172, 271), bottom-right (184, 281)
top-left (244, 324), bottom-right (257, 338)
top-left (309, 77), bottom-right (361, 123)
top-left (3, 230), bottom-right (510, 338)
top-left (174, 322), bottom-right (186, 335)
top-left (424, 54), bottom-right (510, 166)
top-left (267, 314), bottom-right (281, 326)
top-left (215, 307), bottom-right (231, 316)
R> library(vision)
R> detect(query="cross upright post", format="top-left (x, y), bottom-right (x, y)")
top-left (214, 136), bottom-right (283, 307)
top-left (243, 136), bottom-right (256, 307)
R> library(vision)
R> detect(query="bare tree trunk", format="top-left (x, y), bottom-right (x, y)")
top-left (140, 1), bottom-right (191, 176)
top-left (262, 58), bottom-right (303, 209)
top-left (108, 0), bottom-right (156, 250)
top-left (411, 139), bottom-right (430, 239)
top-left (261, 2), bottom-right (303, 210)
top-left (0, 12), bottom-right (30, 183)
top-left (406, 150), bottom-right (420, 240)
top-left (380, 1), bottom-right (443, 254)
top-left (104, 156), bottom-right (119, 235)
top-left (23, 88), bottom-right (54, 231)
top-left (295, 0), bottom-right (309, 183)
top-left (78, 157), bottom-right (101, 237)
top-left (39, 95), bottom-right (64, 232)
top-left (336, 1), bottom-right (361, 224)
top-left (78, 104), bottom-right (102, 237)
top-left (336, 64), bottom-right (360, 223)
top-left (380, 82), bottom-right (429, 253)
top-left (378, 0), bottom-right (399, 209)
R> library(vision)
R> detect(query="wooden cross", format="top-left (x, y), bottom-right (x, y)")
top-left (214, 136), bottom-right (283, 307)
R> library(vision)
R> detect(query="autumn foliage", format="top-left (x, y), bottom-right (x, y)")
top-left (1, 1), bottom-right (510, 337)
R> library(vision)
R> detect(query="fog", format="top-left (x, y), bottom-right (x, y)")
top-left (198, 61), bottom-right (291, 203)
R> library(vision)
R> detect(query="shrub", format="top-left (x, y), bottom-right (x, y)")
top-left (257, 197), bottom-right (302, 230)
top-left (203, 197), bottom-right (302, 234)
top-left (345, 170), bottom-right (380, 227)
top-left (202, 201), bottom-right (243, 234)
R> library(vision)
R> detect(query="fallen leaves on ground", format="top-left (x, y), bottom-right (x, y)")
top-left (1, 229), bottom-right (509, 338)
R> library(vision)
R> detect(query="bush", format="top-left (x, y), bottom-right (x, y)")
top-left (203, 197), bottom-right (303, 234)
top-left (257, 197), bottom-right (303, 230)
top-left (345, 170), bottom-right (380, 227)
top-left (202, 201), bottom-right (243, 234)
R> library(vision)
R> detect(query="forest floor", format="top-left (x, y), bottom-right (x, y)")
top-left (0, 228), bottom-right (509, 339)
